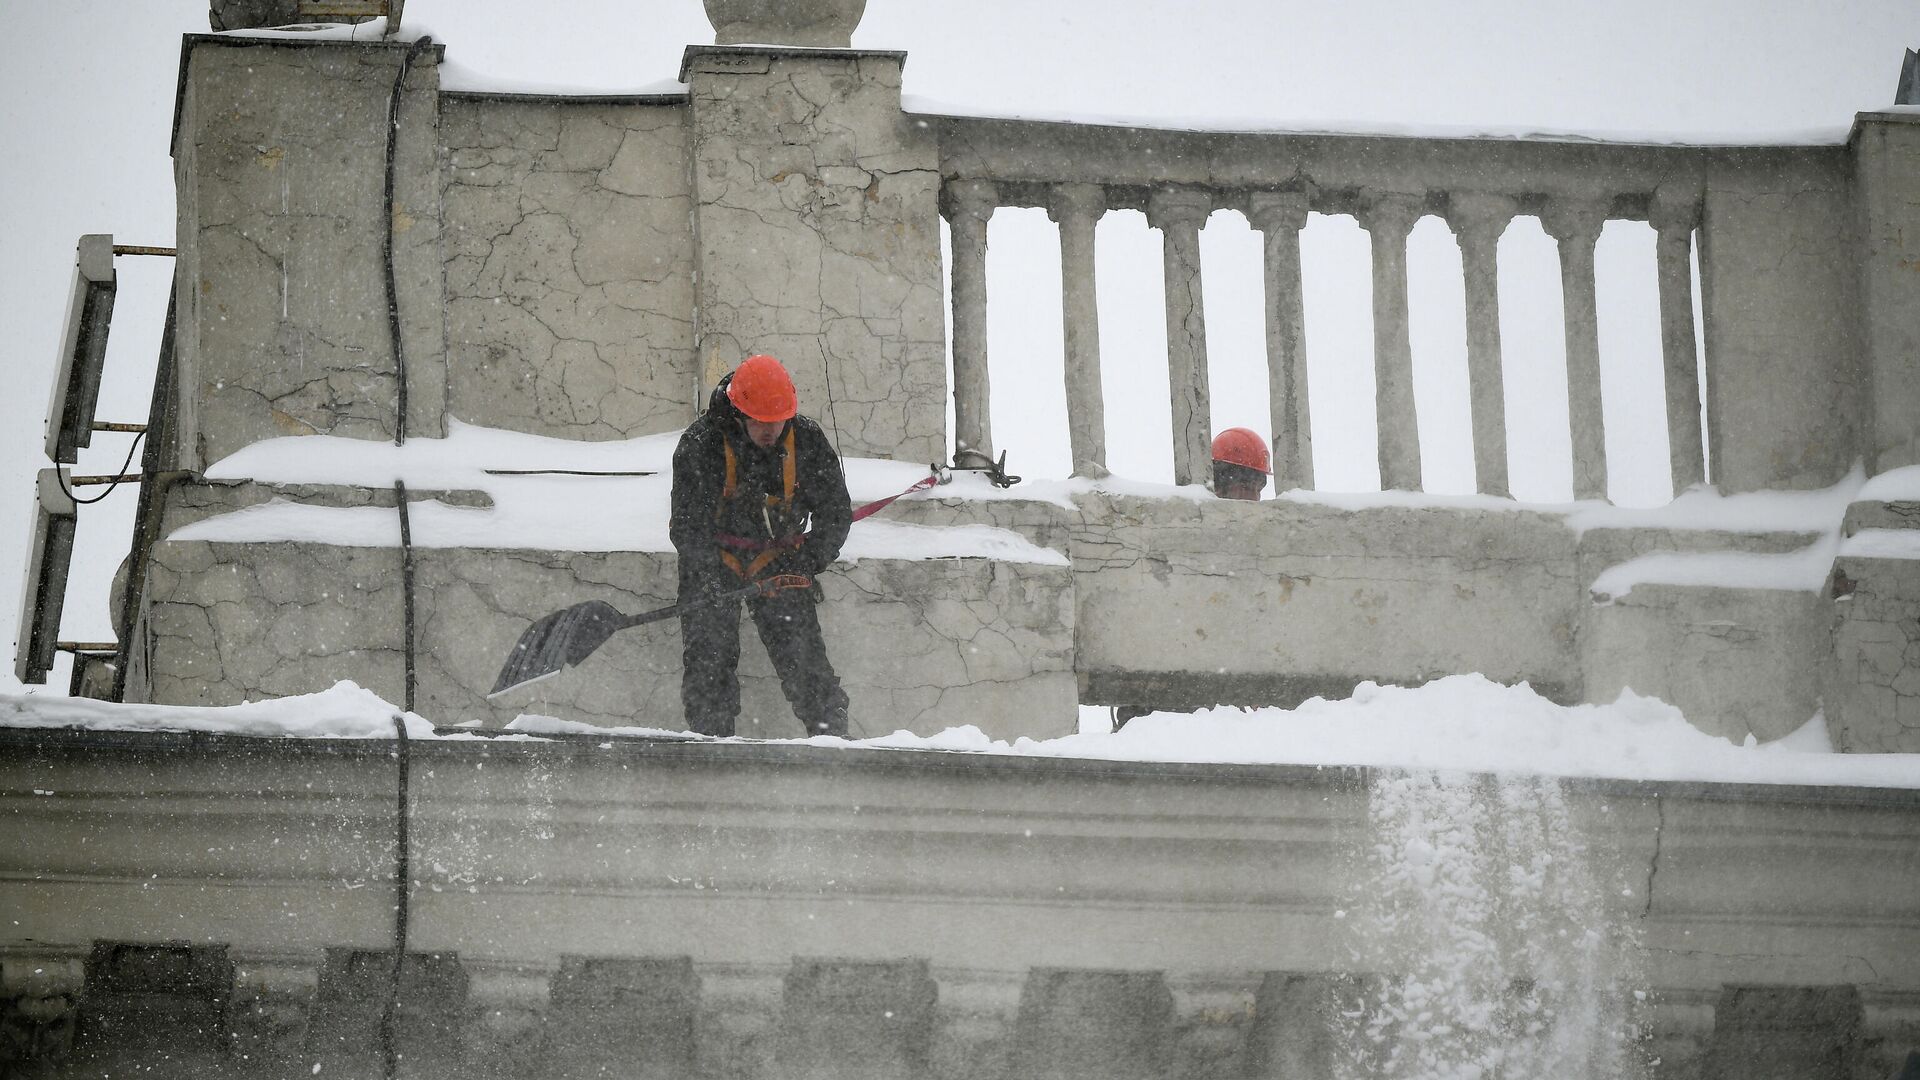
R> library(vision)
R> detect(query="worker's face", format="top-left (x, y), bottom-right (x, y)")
top-left (1217, 477), bottom-right (1264, 501)
top-left (742, 416), bottom-right (786, 449)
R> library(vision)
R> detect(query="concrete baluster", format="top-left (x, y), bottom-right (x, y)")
top-left (1651, 185), bottom-right (1706, 494)
top-left (1247, 190), bottom-right (1315, 493)
top-left (1356, 193), bottom-right (1425, 491)
top-left (1148, 187), bottom-right (1217, 487)
top-left (1444, 193), bottom-right (1517, 497)
top-left (943, 179), bottom-right (998, 461)
top-left (776, 958), bottom-right (938, 1080)
top-left (1542, 198), bottom-right (1612, 501)
top-left (1049, 182), bottom-right (1110, 475)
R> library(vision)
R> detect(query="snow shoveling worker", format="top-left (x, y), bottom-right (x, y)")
top-left (1211, 426), bottom-right (1270, 501)
top-left (669, 354), bottom-right (853, 738)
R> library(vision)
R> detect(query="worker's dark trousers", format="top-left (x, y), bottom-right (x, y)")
top-left (679, 576), bottom-right (849, 738)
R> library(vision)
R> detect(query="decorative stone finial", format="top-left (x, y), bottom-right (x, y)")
top-left (703, 0), bottom-right (867, 48)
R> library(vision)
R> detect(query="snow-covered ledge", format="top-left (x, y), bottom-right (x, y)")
top-left (3, 695), bottom-right (1918, 1074)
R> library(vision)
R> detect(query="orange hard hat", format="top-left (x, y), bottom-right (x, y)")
top-left (727, 354), bottom-right (798, 422)
top-left (1210, 427), bottom-right (1271, 474)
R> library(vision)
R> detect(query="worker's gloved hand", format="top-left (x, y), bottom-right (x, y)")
top-left (754, 573), bottom-right (813, 598)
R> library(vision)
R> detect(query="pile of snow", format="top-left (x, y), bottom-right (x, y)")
top-left (7, 675), bottom-right (1918, 789)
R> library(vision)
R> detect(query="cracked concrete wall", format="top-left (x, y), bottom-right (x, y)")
top-left (132, 490), bottom-right (1075, 739)
top-left (1853, 114), bottom-right (1920, 475)
top-left (1697, 152), bottom-right (1862, 494)
top-left (1828, 506), bottom-right (1920, 752)
top-left (173, 38), bottom-right (447, 471)
top-left (1070, 495), bottom-right (1581, 708)
top-left (684, 47), bottom-right (947, 465)
top-left (442, 96), bottom-right (699, 439)
top-left (1577, 526), bottom-right (1835, 743)
top-left (1583, 585), bottom-right (1833, 744)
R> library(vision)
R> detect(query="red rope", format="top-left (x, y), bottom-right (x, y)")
top-left (852, 473), bottom-right (940, 522)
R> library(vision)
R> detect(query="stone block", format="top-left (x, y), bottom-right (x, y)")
top-left (71, 941), bottom-right (234, 1077)
top-left (1244, 972), bottom-right (1344, 1079)
top-left (545, 955), bottom-right (699, 1079)
top-left (1853, 114), bottom-right (1920, 473)
top-left (1009, 969), bottom-right (1174, 1080)
top-left (1582, 582), bottom-right (1832, 742)
top-left (776, 958), bottom-right (937, 1080)
top-left (309, 949), bottom-right (469, 1078)
top-left (1702, 984), bottom-right (1863, 1080)
top-left (1828, 555), bottom-right (1920, 752)
top-left (1072, 494), bottom-right (1580, 708)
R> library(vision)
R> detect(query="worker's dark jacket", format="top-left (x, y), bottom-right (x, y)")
top-left (667, 381), bottom-right (852, 737)
top-left (669, 384), bottom-right (852, 588)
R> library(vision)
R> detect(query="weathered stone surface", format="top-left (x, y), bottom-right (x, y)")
top-left (1828, 555), bottom-right (1920, 752)
top-left (1697, 156), bottom-right (1862, 493)
top-left (1010, 969), bottom-right (1174, 1079)
top-left (1583, 584), bottom-right (1832, 743)
top-left (1702, 985), bottom-right (1863, 1080)
top-left (174, 38), bottom-right (448, 471)
top-left (685, 47), bottom-right (946, 464)
top-left (776, 958), bottom-right (936, 1080)
top-left (442, 98), bottom-right (698, 440)
top-left (133, 510), bottom-right (1076, 741)
top-left (1071, 494), bottom-right (1581, 708)
top-left (70, 942), bottom-right (234, 1078)
top-left (1853, 114), bottom-right (1920, 474)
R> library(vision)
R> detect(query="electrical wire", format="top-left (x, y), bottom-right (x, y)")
top-left (56, 430), bottom-right (146, 506)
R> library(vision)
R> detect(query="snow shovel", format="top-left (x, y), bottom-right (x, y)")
top-left (487, 574), bottom-right (812, 697)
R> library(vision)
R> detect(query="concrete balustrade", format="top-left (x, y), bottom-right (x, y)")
top-left (1444, 192), bottom-right (1517, 497)
top-left (1542, 197), bottom-right (1614, 501)
top-left (941, 179), bottom-right (998, 462)
top-left (1356, 192), bottom-right (1426, 492)
top-left (1048, 182), bottom-right (1109, 476)
top-left (1147, 187), bottom-right (1218, 488)
top-left (1246, 190), bottom-right (1314, 493)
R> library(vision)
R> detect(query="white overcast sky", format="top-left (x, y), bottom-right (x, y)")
top-left (2, 0), bottom-right (1914, 693)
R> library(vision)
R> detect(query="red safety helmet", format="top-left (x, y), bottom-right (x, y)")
top-left (1210, 427), bottom-right (1271, 474)
top-left (727, 354), bottom-right (798, 422)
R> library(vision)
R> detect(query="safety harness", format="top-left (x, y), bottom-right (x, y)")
top-left (714, 426), bottom-right (805, 580)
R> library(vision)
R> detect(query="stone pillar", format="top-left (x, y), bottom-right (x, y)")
top-left (1148, 187), bottom-right (1216, 487)
top-left (173, 36), bottom-right (448, 470)
top-left (1050, 182), bottom-right (1109, 475)
top-left (1445, 193), bottom-right (1516, 497)
top-left (1542, 199), bottom-right (1611, 501)
top-left (683, 45), bottom-right (947, 463)
top-left (1010, 969), bottom-right (1174, 1079)
top-left (1357, 193), bottom-right (1424, 491)
top-left (1852, 113), bottom-right (1920, 474)
top-left (1652, 186), bottom-right (1706, 494)
top-left (943, 179), bottom-right (998, 461)
top-left (776, 959), bottom-right (938, 1080)
top-left (1247, 191), bottom-right (1314, 493)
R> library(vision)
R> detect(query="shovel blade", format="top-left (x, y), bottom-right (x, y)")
top-left (488, 599), bottom-right (632, 698)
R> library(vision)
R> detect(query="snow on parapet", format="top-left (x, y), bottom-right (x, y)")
top-left (179, 422), bottom-right (1065, 562)
top-left (7, 674), bottom-right (1919, 790)
top-left (902, 94), bottom-right (1855, 147)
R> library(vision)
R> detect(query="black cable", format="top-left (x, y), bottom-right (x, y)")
top-left (396, 481), bottom-right (417, 713)
top-left (56, 430), bottom-right (146, 506)
top-left (383, 36), bottom-right (435, 447)
top-left (379, 714), bottom-right (412, 1080)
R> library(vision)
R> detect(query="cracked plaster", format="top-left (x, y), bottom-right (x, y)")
top-left (1828, 553), bottom-right (1920, 752)
top-left (442, 99), bottom-right (697, 440)
top-left (686, 51), bottom-right (945, 464)
top-left (175, 41), bottom-right (447, 470)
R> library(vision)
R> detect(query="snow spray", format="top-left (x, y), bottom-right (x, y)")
top-left (1338, 771), bottom-right (1650, 1080)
